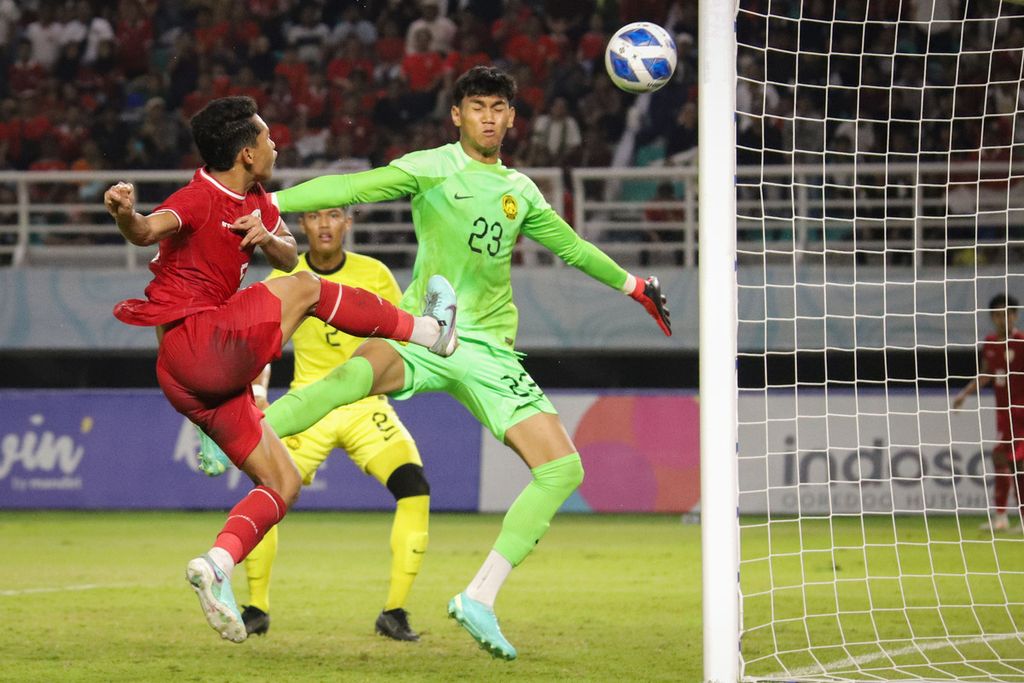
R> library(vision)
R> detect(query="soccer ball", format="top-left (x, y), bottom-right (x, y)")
top-left (605, 22), bottom-right (677, 94)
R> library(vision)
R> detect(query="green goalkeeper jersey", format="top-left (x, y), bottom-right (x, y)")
top-left (274, 142), bottom-right (629, 349)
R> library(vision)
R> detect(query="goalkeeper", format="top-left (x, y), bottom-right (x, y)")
top-left (228, 65), bottom-right (673, 660)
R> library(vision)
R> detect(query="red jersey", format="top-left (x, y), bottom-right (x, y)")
top-left (981, 329), bottom-right (1024, 411)
top-left (114, 168), bottom-right (282, 327)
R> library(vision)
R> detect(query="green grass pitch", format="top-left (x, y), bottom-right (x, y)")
top-left (1, 511), bottom-right (694, 682)
top-left (7, 511), bottom-right (1021, 681)
top-left (740, 515), bottom-right (1024, 681)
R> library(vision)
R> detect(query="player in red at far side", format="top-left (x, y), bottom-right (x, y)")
top-left (103, 96), bottom-right (457, 644)
top-left (953, 293), bottom-right (1024, 532)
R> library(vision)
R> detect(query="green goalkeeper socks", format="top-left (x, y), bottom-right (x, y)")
top-left (265, 356), bottom-right (374, 437)
top-left (493, 453), bottom-right (585, 567)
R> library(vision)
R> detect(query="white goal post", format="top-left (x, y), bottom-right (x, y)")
top-left (699, 1), bottom-right (740, 682)
top-left (701, 1), bottom-right (1024, 681)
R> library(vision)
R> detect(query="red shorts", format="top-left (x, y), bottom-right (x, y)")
top-left (999, 409), bottom-right (1024, 462)
top-left (156, 283), bottom-right (282, 466)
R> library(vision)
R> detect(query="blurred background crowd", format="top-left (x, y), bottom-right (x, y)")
top-left (0, 0), bottom-right (698, 177)
top-left (6, 0), bottom-right (1020, 266)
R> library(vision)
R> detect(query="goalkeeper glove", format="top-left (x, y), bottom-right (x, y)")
top-left (629, 275), bottom-right (672, 336)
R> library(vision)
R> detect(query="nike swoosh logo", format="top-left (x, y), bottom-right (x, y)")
top-left (454, 193), bottom-right (474, 200)
top-left (205, 557), bottom-right (224, 583)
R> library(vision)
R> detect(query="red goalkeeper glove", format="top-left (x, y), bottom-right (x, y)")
top-left (629, 275), bottom-right (672, 336)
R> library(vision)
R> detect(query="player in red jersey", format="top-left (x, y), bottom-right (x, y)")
top-left (103, 96), bottom-right (458, 643)
top-left (953, 293), bottom-right (1024, 532)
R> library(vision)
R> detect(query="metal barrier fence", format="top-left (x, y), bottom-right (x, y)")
top-left (0, 162), bottom-right (1016, 269)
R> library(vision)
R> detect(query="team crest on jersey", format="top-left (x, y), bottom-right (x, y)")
top-left (501, 194), bottom-right (518, 220)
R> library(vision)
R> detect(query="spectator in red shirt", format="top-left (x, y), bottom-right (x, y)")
top-left (227, 2), bottom-right (262, 54)
top-left (55, 105), bottom-right (89, 161)
top-left (401, 27), bottom-right (444, 93)
top-left (440, 32), bottom-right (491, 107)
top-left (246, 0), bottom-right (290, 22)
top-left (9, 40), bottom-right (47, 96)
top-left (274, 48), bottom-right (309, 98)
top-left (443, 31), bottom-right (491, 84)
top-left (512, 64), bottom-right (545, 119)
top-left (327, 36), bottom-right (375, 90)
top-left (504, 15), bottom-right (561, 81)
top-left (193, 6), bottom-right (229, 55)
top-left (82, 39), bottom-right (124, 101)
top-left (348, 70), bottom-right (380, 113)
top-left (183, 72), bottom-right (218, 119)
top-left (491, 0), bottom-right (531, 55)
top-left (116, 0), bottom-right (153, 78)
top-left (19, 96), bottom-right (55, 151)
top-left (577, 14), bottom-right (607, 64)
top-left (267, 75), bottom-right (296, 121)
top-left (375, 17), bottom-right (406, 77)
top-left (28, 137), bottom-right (69, 211)
top-left (261, 98), bottom-right (294, 161)
top-left (296, 71), bottom-right (329, 127)
top-left (210, 63), bottom-right (233, 98)
top-left (229, 66), bottom-right (269, 111)
top-left (0, 98), bottom-right (22, 166)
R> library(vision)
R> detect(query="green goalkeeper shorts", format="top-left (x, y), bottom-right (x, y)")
top-left (384, 336), bottom-right (557, 442)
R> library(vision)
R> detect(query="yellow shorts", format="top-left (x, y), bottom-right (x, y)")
top-left (281, 394), bottom-right (421, 485)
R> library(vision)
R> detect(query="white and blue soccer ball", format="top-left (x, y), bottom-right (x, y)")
top-left (605, 22), bottom-right (677, 94)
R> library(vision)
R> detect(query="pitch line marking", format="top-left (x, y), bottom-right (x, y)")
top-left (0, 583), bottom-right (140, 597)
top-left (765, 632), bottom-right (1024, 679)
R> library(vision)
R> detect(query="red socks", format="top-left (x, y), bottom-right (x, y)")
top-left (314, 279), bottom-right (413, 341)
top-left (214, 485), bottom-right (287, 564)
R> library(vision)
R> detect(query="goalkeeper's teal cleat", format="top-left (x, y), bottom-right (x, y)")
top-left (194, 424), bottom-right (230, 477)
top-left (186, 554), bottom-right (246, 643)
top-left (447, 592), bottom-right (517, 660)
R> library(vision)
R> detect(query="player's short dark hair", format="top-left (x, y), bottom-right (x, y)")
top-left (990, 293), bottom-right (1019, 311)
top-left (190, 96), bottom-right (260, 172)
top-left (452, 66), bottom-right (517, 107)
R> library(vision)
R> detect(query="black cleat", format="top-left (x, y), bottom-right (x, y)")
top-left (375, 608), bottom-right (420, 642)
top-left (241, 605), bottom-right (270, 636)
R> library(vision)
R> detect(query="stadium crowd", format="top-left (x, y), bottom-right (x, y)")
top-left (0, 0), bottom-right (698, 180)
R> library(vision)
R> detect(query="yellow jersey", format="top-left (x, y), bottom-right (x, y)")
top-left (267, 252), bottom-right (403, 389)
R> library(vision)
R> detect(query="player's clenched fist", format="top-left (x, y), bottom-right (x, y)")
top-left (104, 182), bottom-right (136, 219)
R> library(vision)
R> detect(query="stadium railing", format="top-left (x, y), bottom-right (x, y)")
top-left (3, 162), bottom-right (1010, 269)
top-left (0, 167), bottom-right (574, 268)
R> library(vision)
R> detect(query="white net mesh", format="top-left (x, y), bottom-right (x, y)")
top-left (735, 1), bottom-right (1024, 680)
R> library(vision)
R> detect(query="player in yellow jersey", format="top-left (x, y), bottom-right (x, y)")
top-left (237, 206), bottom-right (430, 641)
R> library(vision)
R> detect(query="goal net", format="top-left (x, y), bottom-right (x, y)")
top-left (722, 0), bottom-right (1024, 680)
